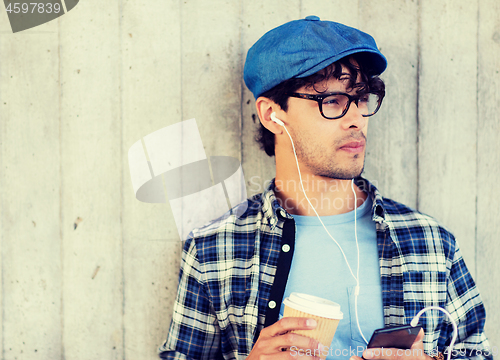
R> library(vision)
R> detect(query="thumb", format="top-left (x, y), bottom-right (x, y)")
top-left (412, 328), bottom-right (425, 349)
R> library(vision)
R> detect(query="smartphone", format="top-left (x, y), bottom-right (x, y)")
top-left (367, 325), bottom-right (422, 349)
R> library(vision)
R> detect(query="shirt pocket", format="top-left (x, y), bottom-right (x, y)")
top-left (402, 271), bottom-right (447, 331)
top-left (347, 285), bottom-right (385, 344)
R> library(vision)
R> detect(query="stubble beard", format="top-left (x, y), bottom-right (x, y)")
top-left (293, 130), bottom-right (366, 180)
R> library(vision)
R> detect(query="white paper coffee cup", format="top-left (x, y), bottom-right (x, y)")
top-left (282, 293), bottom-right (343, 359)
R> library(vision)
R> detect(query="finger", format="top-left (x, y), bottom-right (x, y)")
top-left (269, 332), bottom-right (327, 354)
top-left (262, 317), bottom-right (318, 338)
top-left (410, 329), bottom-right (426, 359)
top-left (252, 339), bottom-right (323, 360)
top-left (350, 356), bottom-right (363, 360)
top-left (273, 350), bottom-right (322, 360)
top-left (363, 347), bottom-right (399, 360)
top-left (411, 329), bottom-right (425, 348)
top-left (285, 338), bottom-right (328, 360)
top-left (363, 347), bottom-right (425, 360)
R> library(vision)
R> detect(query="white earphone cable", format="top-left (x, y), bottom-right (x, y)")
top-left (280, 120), bottom-right (368, 343)
top-left (281, 124), bottom-right (357, 281)
top-left (352, 180), bottom-right (368, 344)
top-left (411, 306), bottom-right (458, 360)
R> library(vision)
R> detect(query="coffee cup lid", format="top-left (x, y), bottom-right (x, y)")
top-left (283, 292), bottom-right (343, 319)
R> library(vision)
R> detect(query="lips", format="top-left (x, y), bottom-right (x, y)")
top-left (339, 139), bottom-right (366, 153)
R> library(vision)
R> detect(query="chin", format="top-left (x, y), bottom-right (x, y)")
top-left (319, 169), bottom-right (363, 180)
top-left (319, 163), bottom-right (364, 180)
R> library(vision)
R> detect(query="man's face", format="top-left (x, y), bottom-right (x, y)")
top-left (279, 67), bottom-right (369, 180)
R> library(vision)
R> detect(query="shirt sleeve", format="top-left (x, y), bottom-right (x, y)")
top-left (158, 236), bottom-right (223, 360)
top-left (440, 241), bottom-right (492, 360)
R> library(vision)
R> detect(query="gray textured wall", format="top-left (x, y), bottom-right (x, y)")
top-left (0, 0), bottom-right (498, 359)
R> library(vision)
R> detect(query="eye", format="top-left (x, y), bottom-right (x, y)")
top-left (324, 97), bottom-right (340, 105)
top-left (323, 95), bottom-right (347, 107)
top-left (358, 94), bottom-right (370, 103)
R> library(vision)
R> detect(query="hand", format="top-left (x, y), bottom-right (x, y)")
top-left (350, 329), bottom-right (433, 360)
top-left (247, 317), bottom-right (328, 360)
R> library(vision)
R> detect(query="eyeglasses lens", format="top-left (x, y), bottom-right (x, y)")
top-left (322, 93), bottom-right (380, 118)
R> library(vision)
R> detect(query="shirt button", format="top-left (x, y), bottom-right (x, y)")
top-left (268, 300), bottom-right (276, 309)
top-left (282, 244), bottom-right (290, 253)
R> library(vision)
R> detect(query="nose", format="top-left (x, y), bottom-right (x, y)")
top-left (340, 101), bottom-right (367, 130)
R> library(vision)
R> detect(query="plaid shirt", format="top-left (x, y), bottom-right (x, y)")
top-left (158, 178), bottom-right (491, 360)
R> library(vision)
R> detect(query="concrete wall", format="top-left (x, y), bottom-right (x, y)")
top-left (0, 0), bottom-right (498, 359)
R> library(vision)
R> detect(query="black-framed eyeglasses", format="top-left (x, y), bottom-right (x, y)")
top-left (287, 92), bottom-right (384, 120)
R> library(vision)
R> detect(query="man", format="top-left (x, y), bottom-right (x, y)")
top-left (159, 16), bottom-right (490, 360)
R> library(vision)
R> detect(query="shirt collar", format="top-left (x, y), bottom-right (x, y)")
top-left (261, 179), bottom-right (291, 229)
top-left (353, 177), bottom-right (386, 224)
top-left (261, 177), bottom-right (386, 229)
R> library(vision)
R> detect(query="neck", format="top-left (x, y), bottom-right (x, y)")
top-left (274, 172), bottom-right (367, 216)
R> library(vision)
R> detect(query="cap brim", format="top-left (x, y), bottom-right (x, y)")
top-left (296, 48), bottom-right (387, 78)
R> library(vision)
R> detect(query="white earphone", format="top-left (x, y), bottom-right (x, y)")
top-left (270, 112), bottom-right (284, 126)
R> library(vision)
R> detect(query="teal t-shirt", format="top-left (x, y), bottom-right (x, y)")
top-left (279, 195), bottom-right (384, 359)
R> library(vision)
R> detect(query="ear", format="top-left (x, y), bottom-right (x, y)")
top-left (255, 96), bottom-right (285, 134)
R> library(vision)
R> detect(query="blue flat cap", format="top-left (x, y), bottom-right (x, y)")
top-left (244, 16), bottom-right (387, 99)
